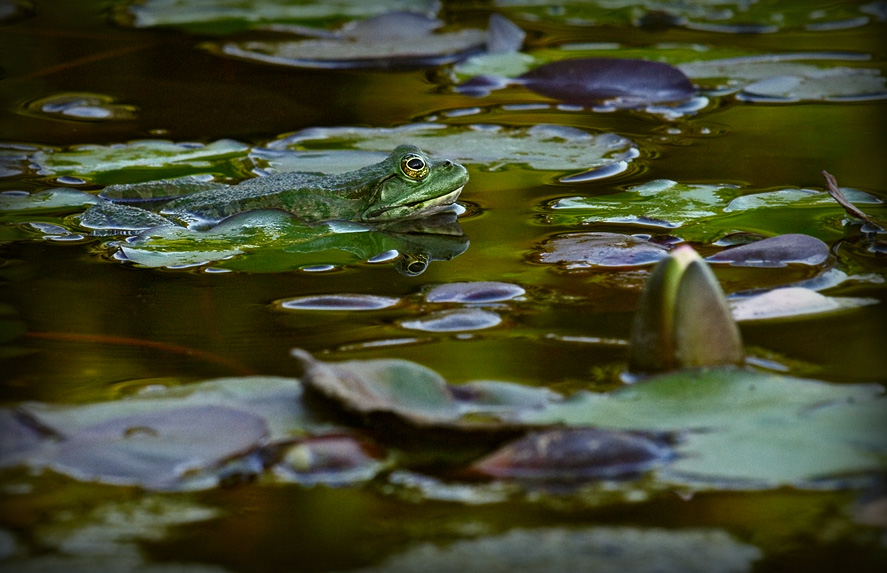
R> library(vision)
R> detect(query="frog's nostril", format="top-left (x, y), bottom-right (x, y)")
top-left (443, 160), bottom-right (453, 167)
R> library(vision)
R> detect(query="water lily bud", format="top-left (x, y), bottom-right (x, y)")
top-left (629, 245), bottom-right (743, 373)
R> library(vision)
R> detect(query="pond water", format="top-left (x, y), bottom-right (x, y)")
top-left (1, 1), bottom-right (886, 571)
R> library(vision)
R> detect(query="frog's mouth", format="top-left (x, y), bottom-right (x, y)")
top-left (365, 186), bottom-right (463, 221)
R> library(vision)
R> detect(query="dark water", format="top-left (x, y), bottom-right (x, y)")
top-left (1, 1), bottom-right (886, 572)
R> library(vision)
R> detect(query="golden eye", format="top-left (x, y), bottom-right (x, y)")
top-left (401, 154), bottom-right (429, 180)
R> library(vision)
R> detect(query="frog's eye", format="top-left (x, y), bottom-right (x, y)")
top-left (401, 154), bottom-right (429, 180)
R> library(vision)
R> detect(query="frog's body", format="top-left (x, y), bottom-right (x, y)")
top-left (80, 145), bottom-right (468, 233)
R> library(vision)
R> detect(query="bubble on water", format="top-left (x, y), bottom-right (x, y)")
top-left (277, 294), bottom-right (401, 311)
top-left (424, 281), bottom-right (525, 304)
top-left (22, 93), bottom-right (138, 122)
top-left (400, 309), bottom-right (502, 332)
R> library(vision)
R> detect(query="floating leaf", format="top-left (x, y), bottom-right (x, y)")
top-left (519, 368), bottom-right (887, 487)
top-left (424, 281), bottom-right (526, 303)
top-left (269, 123), bottom-right (639, 181)
top-left (549, 179), bottom-right (887, 242)
top-left (516, 58), bottom-right (695, 106)
top-left (204, 13), bottom-right (508, 70)
top-left (116, 0), bottom-right (441, 33)
top-left (0, 188), bottom-right (99, 215)
top-left (116, 209), bottom-right (468, 274)
top-left (276, 293), bottom-right (402, 311)
top-left (469, 428), bottom-right (674, 480)
top-left (730, 287), bottom-right (879, 321)
top-left (31, 139), bottom-right (251, 184)
top-left (493, 0), bottom-right (878, 33)
top-left (706, 234), bottom-right (830, 268)
top-left (351, 526), bottom-right (762, 573)
top-left (532, 232), bottom-right (670, 269)
top-left (399, 309), bottom-right (503, 332)
top-left (21, 92), bottom-right (138, 122)
top-left (43, 405), bottom-right (267, 488)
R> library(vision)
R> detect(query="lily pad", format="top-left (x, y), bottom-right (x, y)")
top-left (270, 123), bottom-right (639, 181)
top-left (549, 179), bottom-right (887, 242)
top-left (21, 92), bottom-right (139, 122)
top-left (115, 209), bottom-right (468, 274)
top-left (514, 58), bottom-right (695, 107)
top-left (203, 13), bottom-right (522, 70)
top-left (274, 434), bottom-right (387, 485)
top-left (532, 232), bottom-right (670, 269)
top-left (43, 405), bottom-right (268, 489)
top-left (519, 368), bottom-right (887, 487)
top-left (424, 281), bottom-right (526, 303)
top-left (493, 0), bottom-right (879, 33)
top-left (469, 428), bottom-right (674, 480)
top-left (116, 0), bottom-right (441, 33)
top-left (399, 308), bottom-right (503, 332)
top-left (0, 188), bottom-right (100, 214)
top-left (30, 139), bottom-right (252, 185)
top-left (730, 287), bottom-right (879, 321)
top-left (276, 293), bottom-right (402, 311)
top-left (705, 234), bottom-right (830, 268)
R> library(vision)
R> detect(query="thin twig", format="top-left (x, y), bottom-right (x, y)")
top-left (821, 170), bottom-right (885, 231)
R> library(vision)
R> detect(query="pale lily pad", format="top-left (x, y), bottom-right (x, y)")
top-left (730, 287), bottom-right (879, 321)
top-left (270, 123), bottom-right (639, 181)
top-left (274, 434), bottom-right (387, 485)
top-left (532, 232), bottom-right (670, 269)
top-left (518, 368), bottom-right (887, 487)
top-left (277, 293), bottom-right (402, 311)
top-left (399, 308), bottom-right (503, 332)
top-left (424, 281), bottom-right (525, 303)
top-left (679, 55), bottom-right (887, 102)
top-left (44, 405), bottom-right (267, 488)
top-left (351, 526), bottom-right (762, 573)
top-left (706, 234), bottom-right (830, 267)
top-left (31, 139), bottom-right (251, 185)
top-left (203, 13), bottom-right (521, 70)
top-left (117, 0), bottom-right (441, 33)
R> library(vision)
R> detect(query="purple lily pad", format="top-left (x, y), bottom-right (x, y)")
top-left (424, 281), bottom-right (526, 303)
top-left (518, 58), bottom-right (696, 106)
top-left (469, 428), bottom-right (674, 480)
top-left (274, 434), bottom-right (386, 484)
top-left (46, 405), bottom-right (268, 488)
top-left (0, 409), bottom-right (57, 468)
top-left (533, 232), bottom-right (671, 269)
top-left (706, 234), bottom-right (830, 267)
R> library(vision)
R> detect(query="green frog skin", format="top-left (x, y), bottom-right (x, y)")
top-left (80, 145), bottom-right (468, 232)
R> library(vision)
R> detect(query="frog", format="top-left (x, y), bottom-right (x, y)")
top-left (79, 144), bottom-right (468, 234)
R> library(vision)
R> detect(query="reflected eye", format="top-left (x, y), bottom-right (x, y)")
top-left (400, 154), bottom-right (429, 180)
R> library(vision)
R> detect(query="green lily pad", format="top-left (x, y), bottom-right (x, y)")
top-left (269, 123), bottom-right (639, 181)
top-left (116, 0), bottom-right (441, 34)
top-left (548, 180), bottom-right (887, 242)
top-left (0, 188), bottom-right (100, 214)
top-left (518, 368), bottom-right (887, 487)
top-left (31, 139), bottom-right (252, 185)
top-left (116, 209), bottom-right (468, 274)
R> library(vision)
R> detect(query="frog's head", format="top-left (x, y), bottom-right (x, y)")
top-left (361, 145), bottom-right (468, 222)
